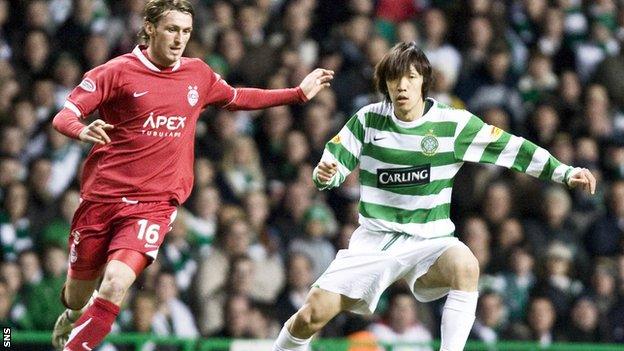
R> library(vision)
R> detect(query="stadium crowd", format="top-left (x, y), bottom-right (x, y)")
top-left (0, 0), bottom-right (623, 349)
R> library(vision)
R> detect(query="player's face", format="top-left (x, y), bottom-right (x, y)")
top-left (386, 65), bottom-right (424, 117)
top-left (147, 10), bottom-right (193, 67)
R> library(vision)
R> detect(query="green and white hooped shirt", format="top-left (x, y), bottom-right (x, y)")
top-left (313, 98), bottom-right (577, 238)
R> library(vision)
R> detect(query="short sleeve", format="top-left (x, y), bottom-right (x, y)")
top-left (199, 62), bottom-right (235, 108)
top-left (65, 64), bottom-right (117, 118)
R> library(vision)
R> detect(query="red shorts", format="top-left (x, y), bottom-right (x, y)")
top-left (67, 199), bottom-right (177, 280)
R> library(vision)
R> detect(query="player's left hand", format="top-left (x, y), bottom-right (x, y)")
top-left (299, 68), bottom-right (335, 100)
top-left (567, 168), bottom-right (596, 195)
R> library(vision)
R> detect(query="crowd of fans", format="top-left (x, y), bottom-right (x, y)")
top-left (0, 0), bottom-right (624, 349)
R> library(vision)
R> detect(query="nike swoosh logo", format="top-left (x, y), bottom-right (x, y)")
top-left (82, 342), bottom-right (93, 350)
top-left (373, 136), bottom-right (386, 141)
top-left (133, 91), bottom-right (148, 97)
top-left (122, 197), bottom-right (139, 204)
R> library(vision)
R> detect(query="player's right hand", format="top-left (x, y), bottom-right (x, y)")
top-left (317, 161), bottom-right (337, 183)
top-left (79, 119), bottom-right (114, 145)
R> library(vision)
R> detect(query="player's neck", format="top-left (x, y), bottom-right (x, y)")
top-left (394, 98), bottom-right (426, 122)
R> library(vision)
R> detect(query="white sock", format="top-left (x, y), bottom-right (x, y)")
top-left (273, 324), bottom-right (312, 351)
top-left (440, 290), bottom-right (479, 351)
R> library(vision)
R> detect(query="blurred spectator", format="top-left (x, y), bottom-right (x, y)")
top-left (273, 181), bottom-right (313, 245)
top-left (481, 182), bottom-right (513, 231)
top-left (160, 213), bottom-right (197, 295)
top-left (55, 0), bottom-right (107, 58)
top-left (185, 186), bottom-right (220, 256)
top-left (0, 278), bottom-right (29, 329)
top-left (201, 254), bottom-right (256, 335)
top-left (537, 7), bottom-right (576, 73)
top-left (495, 246), bottom-right (536, 322)
top-left (461, 216), bottom-right (491, 273)
top-left (588, 261), bottom-right (618, 317)
top-left (14, 30), bottom-right (52, 86)
top-left (369, 291), bottom-right (432, 351)
top-left (247, 302), bottom-right (279, 339)
top-left (423, 8), bottom-right (461, 91)
top-left (275, 252), bottom-right (315, 325)
top-left (289, 205), bottom-right (337, 279)
top-left (82, 33), bottom-right (111, 69)
top-left (532, 242), bottom-right (584, 321)
top-left (119, 290), bottom-right (177, 351)
top-left (518, 53), bottom-right (558, 108)
top-left (0, 157), bottom-right (23, 197)
top-left (41, 188), bottom-right (79, 248)
top-left (566, 296), bottom-right (611, 342)
top-left (219, 136), bottom-right (265, 201)
top-left (195, 218), bottom-right (251, 313)
top-left (0, 182), bottom-right (32, 261)
top-left (211, 293), bottom-right (252, 338)
top-left (470, 290), bottom-right (508, 344)
top-left (18, 250), bottom-right (42, 287)
top-left (23, 246), bottom-right (66, 330)
top-left (524, 186), bottom-right (588, 270)
top-left (243, 191), bottom-right (285, 303)
top-left (458, 43), bottom-right (523, 126)
top-left (154, 271), bottom-right (199, 337)
top-left (46, 126), bottom-right (82, 198)
top-left (278, 130), bottom-right (311, 181)
top-left (0, 261), bottom-right (21, 295)
top-left (576, 21), bottom-right (619, 81)
top-left (585, 180), bottom-right (624, 257)
top-left (506, 296), bottom-right (564, 346)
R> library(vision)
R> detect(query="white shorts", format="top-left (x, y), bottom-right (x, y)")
top-left (314, 226), bottom-right (465, 314)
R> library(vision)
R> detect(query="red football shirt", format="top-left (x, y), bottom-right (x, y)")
top-left (65, 46), bottom-right (246, 205)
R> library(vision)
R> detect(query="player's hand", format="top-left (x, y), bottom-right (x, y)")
top-left (299, 68), bottom-right (334, 100)
top-left (317, 161), bottom-right (337, 183)
top-left (79, 119), bottom-right (114, 145)
top-left (567, 168), bottom-right (596, 195)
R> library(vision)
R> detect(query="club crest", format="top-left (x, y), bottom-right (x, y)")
top-left (421, 129), bottom-right (439, 156)
top-left (187, 85), bottom-right (199, 106)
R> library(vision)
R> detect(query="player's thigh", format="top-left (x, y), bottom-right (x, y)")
top-left (109, 202), bottom-right (177, 261)
top-left (416, 244), bottom-right (477, 289)
top-left (68, 201), bottom-right (115, 281)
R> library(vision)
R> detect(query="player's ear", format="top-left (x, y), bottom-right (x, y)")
top-left (145, 21), bottom-right (155, 37)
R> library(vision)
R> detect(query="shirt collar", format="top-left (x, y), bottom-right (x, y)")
top-left (132, 45), bottom-right (181, 72)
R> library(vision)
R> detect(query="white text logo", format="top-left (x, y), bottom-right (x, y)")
top-left (141, 112), bottom-right (187, 138)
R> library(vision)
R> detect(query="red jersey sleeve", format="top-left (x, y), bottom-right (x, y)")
top-left (52, 108), bottom-right (85, 139)
top-left (200, 63), bottom-right (307, 110)
top-left (66, 63), bottom-right (118, 118)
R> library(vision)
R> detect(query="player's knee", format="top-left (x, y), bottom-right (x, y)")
top-left (452, 254), bottom-right (480, 287)
top-left (293, 303), bottom-right (327, 334)
top-left (98, 274), bottom-right (131, 303)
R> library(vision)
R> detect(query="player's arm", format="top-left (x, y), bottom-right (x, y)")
top-left (208, 68), bottom-right (334, 111)
top-left (313, 113), bottom-right (364, 190)
top-left (453, 113), bottom-right (596, 194)
top-left (52, 104), bottom-right (113, 145)
top-left (53, 64), bottom-right (117, 144)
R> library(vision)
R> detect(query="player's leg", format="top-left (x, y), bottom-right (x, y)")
top-left (274, 287), bottom-right (357, 351)
top-left (52, 278), bottom-right (99, 349)
top-left (64, 249), bottom-right (147, 351)
top-left (417, 244), bottom-right (479, 351)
